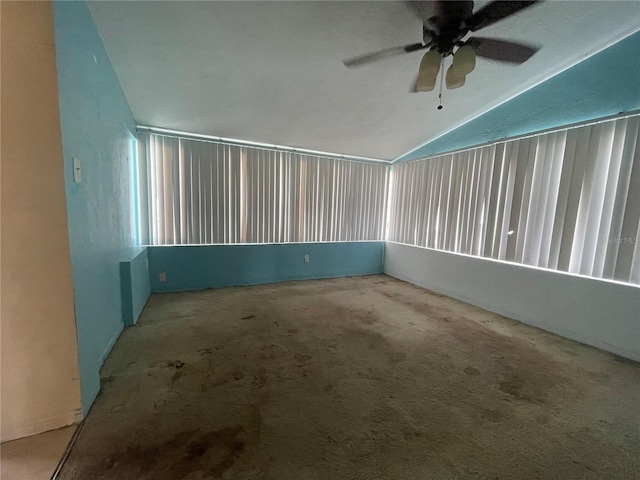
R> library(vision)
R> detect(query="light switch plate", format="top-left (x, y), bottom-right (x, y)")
top-left (73, 157), bottom-right (82, 183)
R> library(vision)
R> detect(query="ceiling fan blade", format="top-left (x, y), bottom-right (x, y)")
top-left (405, 1), bottom-right (434, 22)
top-left (466, 37), bottom-right (540, 64)
top-left (465, 1), bottom-right (540, 32)
top-left (343, 43), bottom-right (428, 68)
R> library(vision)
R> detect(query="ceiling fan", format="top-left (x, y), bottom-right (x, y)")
top-left (343, 1), bottom-right (542, 96)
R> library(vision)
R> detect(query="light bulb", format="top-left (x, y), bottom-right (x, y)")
top-left (416, 50), bottom-right (441, 92)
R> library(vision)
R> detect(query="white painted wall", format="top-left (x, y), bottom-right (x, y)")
top-left (1, 1), bottom-right (83, 442)
top-left (384, 242), bottom-right (640, 361)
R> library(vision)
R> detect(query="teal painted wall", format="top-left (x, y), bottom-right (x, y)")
top-left (54, 1), bottom-right (137, 413)
top-left (120, 248), bottom-right (151, 326)
top-left (148, 243), bottom-right (384, 292)
top-left (397, 31), bottom-right (640, 162)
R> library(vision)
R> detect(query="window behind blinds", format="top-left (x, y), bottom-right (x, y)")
top-left (138, 133), bottom-right (389, 245)
top-left (388, 114), bottom-right (640, 285)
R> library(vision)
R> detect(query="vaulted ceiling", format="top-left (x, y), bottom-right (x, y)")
top-left (88, 1), bottom-right (640, 160)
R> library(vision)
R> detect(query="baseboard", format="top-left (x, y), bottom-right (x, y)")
top-left (384, 269), bottom-right (640, 363)
top-left (99, 321), bottom-right (124, 366)
top-left (151, 270), bottom-right (384, 293)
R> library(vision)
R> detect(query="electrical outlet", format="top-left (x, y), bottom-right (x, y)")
top-left (304, 255), bottom-right (310, 263)
top-left (159, 272), bottom-right (167, 282)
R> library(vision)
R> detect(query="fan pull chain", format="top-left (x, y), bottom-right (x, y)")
top-left (437, 56), bottom-right (444, 110)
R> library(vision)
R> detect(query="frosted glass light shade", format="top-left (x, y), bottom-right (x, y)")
top-left (452, 45), bottom-right (476, 76)
top-left (416, 50), bottom-right (441, 92)
top-left (446, 65), bottom-right (465, 89)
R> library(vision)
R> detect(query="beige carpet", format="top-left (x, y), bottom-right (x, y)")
top-left (58, 275), bottom-right (640, 479)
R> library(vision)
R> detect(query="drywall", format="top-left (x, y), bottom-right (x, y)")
top-left (1, 1), bottom-right (83, 441)
top-left (53, 1), bottom-right (137, 413)
top-left (120, 248), bottom-right (151, 326)
top-left (148, 242), bottom-right (384, 292)
top-left (384, 242), bottom-right (640, 361)
top-left (397, 30), bottom-right (640, 161)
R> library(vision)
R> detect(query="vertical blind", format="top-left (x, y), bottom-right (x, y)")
top-left (138, 133), bottom-right (389, 245)
top-left (388, 114), bottom-right (640, 285)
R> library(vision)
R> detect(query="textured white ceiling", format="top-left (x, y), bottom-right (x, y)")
top-left (88, 1), bottom-right (640, 160)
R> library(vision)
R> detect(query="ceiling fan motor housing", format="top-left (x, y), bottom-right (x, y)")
top-left (424, 21), bottom-right (469, 56)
